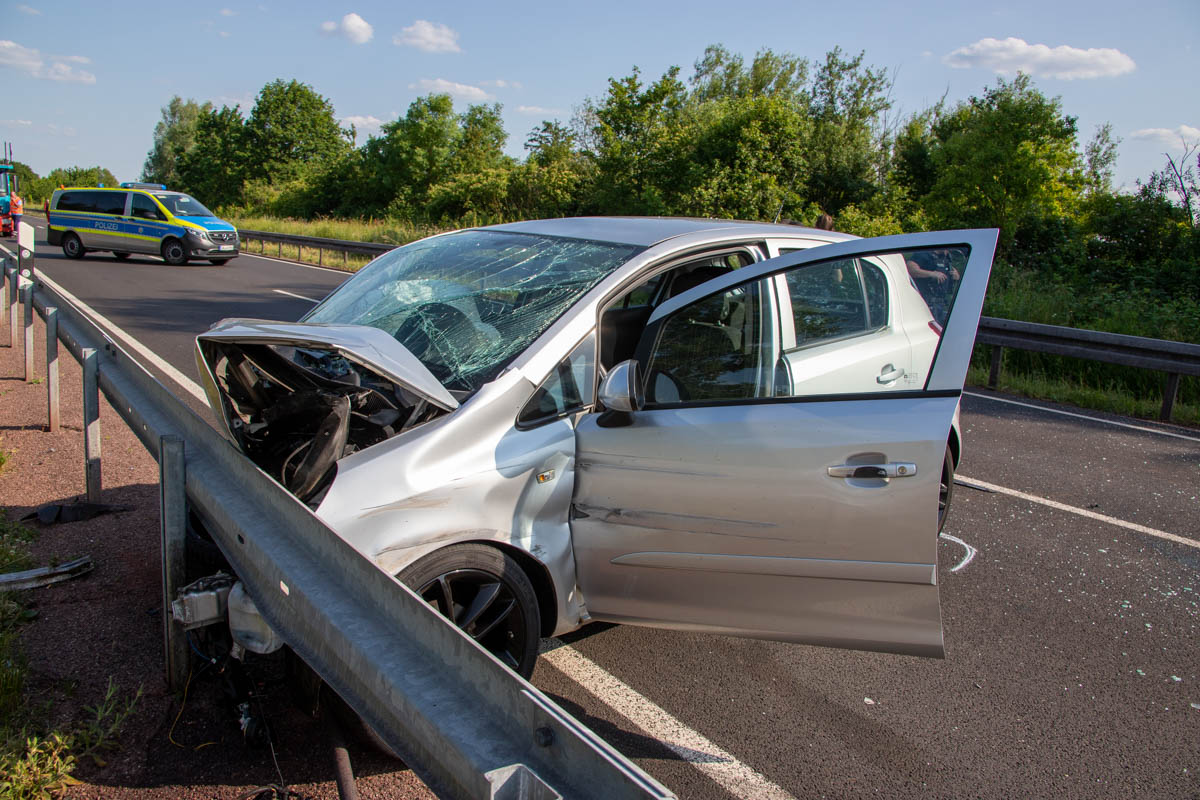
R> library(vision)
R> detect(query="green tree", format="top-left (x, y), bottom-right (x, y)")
top-left (924, 74), bottom-right (1083, 244)
top-left (176, 105), bottom-right (250, 207)
top-left (142, 96), bottom-right (212, 187)
top-left (244, 79), bottom-right (351, 183)
top-left (689, 44), bottom-right (808, 103)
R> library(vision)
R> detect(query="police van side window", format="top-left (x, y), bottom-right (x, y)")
top-left (95, 192), bottom-right (128, 216)
top-left (57, 192), bottom-right (96, 213)
top-left (131, 194), bottom-right (165, 221)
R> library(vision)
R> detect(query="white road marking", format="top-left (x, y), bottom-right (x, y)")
top-left (272, 288), bottom-right (319, 303)
top-left (541, 641), bottom-right (796, 800)
top-left (938, 533), bottom-right (978, 572)
top-left (34, 272), bottom-right (209, 404)
top-left (963, 391), bottom-right (1200, 443)
top-left (957, 475), bottom-right (1200, 550)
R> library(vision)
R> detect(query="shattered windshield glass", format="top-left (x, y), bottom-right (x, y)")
top-left (304, 230), bottom-right (643, 395)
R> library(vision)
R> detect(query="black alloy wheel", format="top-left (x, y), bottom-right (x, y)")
top-left (938, 444), bottom-right (955, 534)
top-left (161, 238), bottom-right (188, 265)
top-left (62, 232), bottom-right (84, 259)
top-left (397, 543), bottom-right (541, 678)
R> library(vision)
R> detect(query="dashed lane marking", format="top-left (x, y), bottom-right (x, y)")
top-left (34, 272), bottom-right (209, 404)
top-left (957, 475), bottom-right (1200, 550)
top-left (963, 391), bottom-right (1200, 443)
top-left (272, 289), bottom-right (320, 303)
top-left (541, 640), bottom-right (796, 800)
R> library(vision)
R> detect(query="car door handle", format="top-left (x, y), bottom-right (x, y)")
top-left (828, 462), bottom-right (917, 479)
top-left (877, 365), bottom-right (905, 384)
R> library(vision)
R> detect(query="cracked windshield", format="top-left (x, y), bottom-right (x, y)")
top-left (305, 230), bottom-right (641, 394)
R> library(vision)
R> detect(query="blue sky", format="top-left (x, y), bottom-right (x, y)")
top-left (3, 0), bottom-right (1197, 194)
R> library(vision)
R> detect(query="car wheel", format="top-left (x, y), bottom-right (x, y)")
top-left (113, 252), bottom-right (130, 261)
top-left (62, 232), bottom-right (85, 259)
top-left (209, 258), bottom-right (232, 265)
top-left (397, 543), bottom-right (541, 678)
top-left (938, 444), bottom-right (955, 534)
top-left (161, 238), bottom-right (188, 265)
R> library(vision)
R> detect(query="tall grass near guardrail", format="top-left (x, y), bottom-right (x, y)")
top-left (228, 215), bottom-right (444, 247)
top-left (973, 264), bottom-right (1200, 425)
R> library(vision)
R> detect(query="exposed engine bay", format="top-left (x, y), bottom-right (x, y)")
top-left (200, 341), bottom-right (447, 505)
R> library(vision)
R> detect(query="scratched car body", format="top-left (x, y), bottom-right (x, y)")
top-left (197, 218), bottom-right (996, 676)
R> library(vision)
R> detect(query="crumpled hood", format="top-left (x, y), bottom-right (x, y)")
top-left (198, 319), bottom-right (459, 411)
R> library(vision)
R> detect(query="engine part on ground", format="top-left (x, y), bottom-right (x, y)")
top-left (172, 573), bottom-right (234, 629)
top-left (228, 581), bottom-right (285, 654)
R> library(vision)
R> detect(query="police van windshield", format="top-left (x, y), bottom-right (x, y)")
top-left (152, 193), bottom-right (215, 218)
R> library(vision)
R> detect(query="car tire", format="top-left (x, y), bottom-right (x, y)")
top-left (397, 543), bottom-right (541, 678)
top-left (62, 232), bottom-right (85, 259)
top-left (938, 444), bottom-right (955, 534)
top-left (209, 258), bottom-right (232, 265)
top-left (161, 238), bottom-right (188, 265)
top-left (113, 252), bottom-right (130, 261)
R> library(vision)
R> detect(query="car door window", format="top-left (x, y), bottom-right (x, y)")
top-left (131, 194), bottom-right (165, 221)
top-left (643, 245), bottom-right (970, 404)
top-left (518, 334), bottom-right (596, 426)
top-left (643, 279), bottom-right (769, 405)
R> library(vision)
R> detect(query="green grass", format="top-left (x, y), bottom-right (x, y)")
top-left (227, 214), bottom-right (444, 246)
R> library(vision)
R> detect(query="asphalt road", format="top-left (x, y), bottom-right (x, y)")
top-left (19, 221), bottom-right (1200, 798)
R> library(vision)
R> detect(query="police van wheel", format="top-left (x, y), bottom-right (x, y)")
top-left (161, 239), bottom-right (188, 266)
top-left (62, 233), bottom-right (85, 260)
top-left (113, 252), bottom-right (130, 261)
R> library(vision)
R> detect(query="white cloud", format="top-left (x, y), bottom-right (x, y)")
top-left (944, 37), bottom-right (1135, 80)
top-left (0, 41), bottom-right (96, 84)
top-left (481, 79), bottom-right (521, 89)
top-left (220, 8), bottom-right (236, 15)
top-left (16, 5), bottom-right (40, 15)
top-left (517, 105), bottom-right (564, 115)
top-left (409, 78), bottom-right (491, 101)
top-left (395, 20), bottom-right (461, 53)
top-left (342, 114), bottom-right (384, 137)
top-left (1, 119), bottom-right (33, 128)
top-left (1129, 125), bottom-right (1200, 146)
top-left (319, 13), bottom-right (373, 45)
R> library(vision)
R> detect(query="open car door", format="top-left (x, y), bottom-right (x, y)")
top-left (570, 230), bottom-right (997, 657)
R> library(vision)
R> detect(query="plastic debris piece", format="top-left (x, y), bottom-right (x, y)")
top-left (22, 501), bottom-right (134, 525)
top-left (1171, 676), bottom-right (1182, 682)
top-left (0, 556), bottom-right (94, 590)
top-left (863, 697), bottom-right (876, 705)
top-left (1136, 669), bottom-right (1146, 676)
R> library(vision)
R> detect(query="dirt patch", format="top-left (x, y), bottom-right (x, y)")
top-left (0, 310), bottom-right (433, 799)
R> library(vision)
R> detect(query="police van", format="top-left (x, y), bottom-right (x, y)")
top-left (47, 183), bottom-right (239, 265)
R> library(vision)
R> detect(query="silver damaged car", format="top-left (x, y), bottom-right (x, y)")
top-left (197, 218), bottom-right (997, 677)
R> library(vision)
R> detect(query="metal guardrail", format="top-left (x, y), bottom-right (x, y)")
top-left (976, 316), bottom-right (1200, 421)
top-left (237, 228), bottom-right (395, 267)
top-left (0, 240), bottom-right (674, 800)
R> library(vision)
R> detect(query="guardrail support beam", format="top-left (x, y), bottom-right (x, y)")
top-left (22, 280), bottom-right (34, 382)
top-left (7, 265), bottom-right (17, 348)
top-left (1160, 373), bottom-right (1180, 422)
top-left (158, 435), bottom-right (189, 692)
top-left (46, 307), bottom-right (59, 432)
top-left (82, 347), bottom-right (102, 502)
top-left (2, 262), bottom-right (11, 347)
top-left (988, 345), bottom-right (1003, 388)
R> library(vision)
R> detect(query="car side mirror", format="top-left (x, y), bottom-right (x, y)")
top-left (598, 359), bottom-right (644, 413)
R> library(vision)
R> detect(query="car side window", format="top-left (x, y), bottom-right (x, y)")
top-left (131, 194), bottom-right (165, 221)
top-left (518, 334), bottom-right (597, 426)
top-left (644, 279), bottom-right (768, 405)
top-left (93, 192), bottom-right (128, 216)
top-left (785, 259), bottom-right (889, 349)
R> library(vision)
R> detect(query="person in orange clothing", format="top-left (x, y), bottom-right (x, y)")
top-left (9, 193), bottom-right (22, 237)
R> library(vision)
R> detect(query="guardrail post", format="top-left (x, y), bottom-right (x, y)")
top-left (45, 307), bottom-right (59, 432)
top-left (158, 435), bottom-right (189, 692)
top-left (1160, 373), bottom-right (1180, 422)
top-left (22, 279), bottom-right (34, 382)
top-left (7, 265), bottom-right (17, 349)
top-left (988, 345), bottom-right (1003, 388)
top-left (82, 348), bottom-right (102, 502)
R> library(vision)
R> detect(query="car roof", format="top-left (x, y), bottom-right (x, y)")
top-left (485, 216), bottom-right (858, 247)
